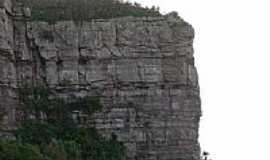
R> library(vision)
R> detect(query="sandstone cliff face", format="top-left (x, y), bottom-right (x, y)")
top-left (0, 1), bottom-right (201, 160)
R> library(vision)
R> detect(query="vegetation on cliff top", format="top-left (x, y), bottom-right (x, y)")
top-left (0, 86), bottom-right (125, 160)
top-left (22, 0), bottom-right (161, 23)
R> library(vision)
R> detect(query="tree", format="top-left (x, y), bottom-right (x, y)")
top-left (1, 85), bottom-right (126, 160)
top-left (201, 151), bottom-right (213, 160)
top-left (22, 0), bottom-right (162, 22)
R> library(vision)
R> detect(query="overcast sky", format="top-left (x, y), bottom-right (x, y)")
top-left (130, 0), bottom-right (270, 160)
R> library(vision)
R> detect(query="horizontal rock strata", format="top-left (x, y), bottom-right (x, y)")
top-left (0, 1), bottom-right (201, 159)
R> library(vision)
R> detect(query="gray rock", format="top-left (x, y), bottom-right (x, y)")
top-left (0, 1), bottom-right (201, 160)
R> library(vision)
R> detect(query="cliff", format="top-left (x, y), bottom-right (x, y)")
top-left (0, 0), bottom-right (201, 160)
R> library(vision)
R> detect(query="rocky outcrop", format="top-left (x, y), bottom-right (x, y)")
top-left (0, 0), bottom-right (201, 160)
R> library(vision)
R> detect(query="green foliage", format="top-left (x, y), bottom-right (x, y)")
top-left (0, 139), bottom-right (43, 160)
top-left (18, 85), bottom-right (50, 119)
top-left (14, 122), bottom-right (125, 160)
top-left (16, 121), bottom-right (57, 145)
top-left (0, 106), bottom-right (6, 126)
top-left (1, 85), bottom-right (125, 160)
top-left (69, 96), bottom-right (103, 115)
top-left (75, 128), bottom-right (125, 160)
top-left (18, 86), bottom-right (103, 120)
top-left (21, 0), bottom-right (161, 23)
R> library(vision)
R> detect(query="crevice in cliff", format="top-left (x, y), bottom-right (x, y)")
top-left (24, 23), bottom-right (47, 86)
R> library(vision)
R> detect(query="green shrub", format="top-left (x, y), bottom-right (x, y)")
top-left (16, 121), bottom-right (57, 145)
top-left (69, 96), bottom-right (103, 115)
top-left (21, 0), bottom-right (161, 23)
top-left (0, 139), bottom-right (43, 160)
top-left (18, 85), bottom-right (50, 120)
top-left (5, 85), bottom-right (126, 160)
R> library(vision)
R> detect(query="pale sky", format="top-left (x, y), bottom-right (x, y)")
top-left (130, 0), bottom-right (270, 160)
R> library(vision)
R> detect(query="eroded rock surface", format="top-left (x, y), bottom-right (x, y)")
top-left (0, 1), bottom-right (201, 159)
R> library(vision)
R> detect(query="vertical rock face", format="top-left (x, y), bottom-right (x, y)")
top-left (0, 0), bottom-right (201, 159)
top-left (0, 0), bottom-right (18, 131)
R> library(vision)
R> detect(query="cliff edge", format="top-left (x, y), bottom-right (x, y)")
top-left (0, 0), bottom-right (201, 159)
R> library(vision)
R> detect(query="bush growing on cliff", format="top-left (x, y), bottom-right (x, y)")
top-left (0, 86), bottom-right (125, 160)
top-left (21, 0), bottom-right (161, 23)
top-left (0, 139), bottom-right (43, 160)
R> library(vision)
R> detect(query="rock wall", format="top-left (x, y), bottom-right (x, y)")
top-left (0, 0), bottom-right (17, 132)
top-left (0, 0), bottom-right (201, 159)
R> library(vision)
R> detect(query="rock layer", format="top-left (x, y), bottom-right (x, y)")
top-left (0, 1), bottom-right (201, 160)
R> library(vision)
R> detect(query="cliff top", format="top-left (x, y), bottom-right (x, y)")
top-left (1, 0), bottom-right (184, 26)
top-left (21, 0), bottom-right (162, 22)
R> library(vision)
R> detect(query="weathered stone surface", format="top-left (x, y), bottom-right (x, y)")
top-left (0, 0), bottom-right (12, 14)
top-left (0, 8), bottom-right (13, 52)
top-left (0, 1), bottom-right (201, 160)
top-left (0, 0), bottom-right (18, 131)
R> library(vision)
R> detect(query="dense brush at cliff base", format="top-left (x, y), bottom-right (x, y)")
top-left (0, 86), bottom-right (126, 160)
top-left (21, 0), bottom-right (161, 22)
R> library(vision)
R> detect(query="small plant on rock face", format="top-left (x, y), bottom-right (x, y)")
top-left (201, 151), bottom-right (212, 160)
top-left (0, 106), bottom-right (6, 128)
top-left (59, 79), bottom-right (72, 87)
